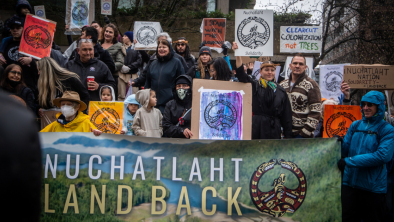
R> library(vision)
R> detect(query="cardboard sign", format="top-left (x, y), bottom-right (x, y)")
top-left (319, 64), bottom-right (350, 100)
top-left (202, 18), bottom-right (226, 51)
top-left (280, 26), bottom-right (322, 53)
top-left (134, 21), bottom-right (162, 50)
top-left (191, 79), bottom-right (252, 140)
top-left (101, 0), bottom-right (112, 15)
top-left (88, 101), bottom-right (124, 134)
top-left (65, 0), bottom-right (95, 35)
top-left (34, 5), bottom-right (46, 18)
top-left (343, 64), bottom-right (394, 89)
top-left (19, 14), bottom-right (56, 60)
top-left (235, 9), bottom-right (274, 56)
top-left (323, 105), bottom-right (362, 138)
top-left (284, 56), bottom-right (314, 79)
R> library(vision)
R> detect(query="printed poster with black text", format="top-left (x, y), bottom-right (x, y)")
top-left (235, 10), bottom-right (274, 56)
top-left (41, 132), bottom-right (341, 221)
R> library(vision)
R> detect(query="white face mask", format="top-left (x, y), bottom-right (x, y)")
top-left (61, 105), bottom-right (76, 118)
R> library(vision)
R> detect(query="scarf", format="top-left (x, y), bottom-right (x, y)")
top-left (259, 77), bottom-right (277, 91)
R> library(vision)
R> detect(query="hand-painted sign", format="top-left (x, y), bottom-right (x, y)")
top-left (323, 105), bottom-right (362, 138)
top-left (280, 26), bottom-right (322, 53)
top-left (101, 0), bottom-right (112, 15)
top-left (88, 101), bottom-right (124, 134)
top-left (202, 18), bottom-right (226, 51)
top-left (343, 64), bottom-right (394, 89)
top-left (19, 14), bottom-right (56, 60)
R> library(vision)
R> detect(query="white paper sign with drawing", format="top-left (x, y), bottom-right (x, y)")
top-left (34, 5), bottom-right (46, 18)
top-left (319, 64), bottom-right (349, 100)
top-left (134, 21), bottom-right (162, 50)
top-left (101, 0), bottom-right (112, 15)
top-left (235, 9), bottom-right (274, 56)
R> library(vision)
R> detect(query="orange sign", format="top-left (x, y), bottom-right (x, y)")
top-left (19, 14), bottom-right (56, 60)
top-left (323, 105), bottom-right (362, 138)
top-left (202, 18), bottom-right (226, 49)
top-left (88, 101), bottom-right (124, 134)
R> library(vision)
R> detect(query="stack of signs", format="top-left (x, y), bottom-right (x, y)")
top-left (134, 21), bottom-right (162, 50)
top-left (319, 64), bottom-right (349, 100)
top-left (235, 9), bottom-right (274, 56)
top-left (284, 56), bottom-right (314, 79)
top-left (19, 14), bottom-right (56, 60)
top-left (280, 26), bottom-right (322, 53)
top-left (34, 5), bottom-right (46, 18)
top-left (101, 0), bottom-right (112, 15)
top-left (323, 105), bottom-right (362, 138)
top-left (89, 101), bottom-right (124, 134)
top-left (201, 18), bottom-right (226, 53)
top-left (65, 0), bottom-right (95, 35)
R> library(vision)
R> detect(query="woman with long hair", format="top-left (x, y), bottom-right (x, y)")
top-left (36, 57), bottom-right (89, 115)
top-left (101, 23), bottom-right (125, 100)
top-left (0, 64), bottom-right (35, 111)
top-left (207, 57), bottom-right (234, 81)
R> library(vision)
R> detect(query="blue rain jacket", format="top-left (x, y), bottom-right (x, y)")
top-left (342, 91), bottom-right (394, 193)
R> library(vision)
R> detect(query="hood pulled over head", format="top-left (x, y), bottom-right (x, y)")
top-left (360, 91), bottom-right (386, 122)
top-left (135, 89), bottom-right (152, 109)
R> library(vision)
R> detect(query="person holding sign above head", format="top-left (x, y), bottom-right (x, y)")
top-left (279, 53), bottom-right (321, 138)
top-left (339, 91), bottom-right (394, 222)
top-left (233, 42), bottom-right (292, 139)
top-left (40, 91), bottom-right (102, 136)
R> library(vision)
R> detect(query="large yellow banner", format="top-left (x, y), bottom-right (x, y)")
top-left (88, 101), bottom-right (123, 134)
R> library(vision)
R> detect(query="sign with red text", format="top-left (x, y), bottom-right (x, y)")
top-left (202, 18), bottom-right (226, 51)
top-left (280, 26), bottom-right (322, 53)
top-left (19, 14), bottom-right (56, 60)
top-left (343, 64), bottom-right (394, 89)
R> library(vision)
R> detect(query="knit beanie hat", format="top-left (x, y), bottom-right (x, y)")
top-left (175, 76), bottom-right (190, 86)
top-left (124, 31), bottom-right (134, 42)
top-left (199, 46), bottom-right (212, 57)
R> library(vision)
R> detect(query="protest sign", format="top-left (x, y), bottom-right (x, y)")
top-left (202, 18), bottom-right (226, 52)
top-left (65, 0), bottom-right (95, 35)
top-left (284, 56), bottom-right (314, 79)
top-left (319, 64), bottom-right (350, 100)
top-left (19, 14), bottom-right (56, 60)
top-left (323, 105), bottom-right (362, 138)
top-left (134, 21), bottom-right (162, 50)
top-left (40, 132), bottom-right (341, 221)
top-left (235, 9), bottom-right (274, 57)
top-left (34, 5), bottom-right (46, 18)
top-left (280, 26), bottom-right (322, 53)
top-left (101, 0), bottom-right (112, 15)
top-left (343, 64), bottom-right (394, 89)
top-left (88, 101), bottom-right (124, 134)
top-left (191, 79), bottom-right (252, 140)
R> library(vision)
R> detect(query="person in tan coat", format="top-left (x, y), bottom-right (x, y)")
top-left (132, 89), bottom-right (163, 138)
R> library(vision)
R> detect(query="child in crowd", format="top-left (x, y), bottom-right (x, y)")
top-left (132, 89), bottom-right (163, 138)
top-left (120, 94), bottom-right (141, 135)
top-left (100, 85), bottom-right (115, 101)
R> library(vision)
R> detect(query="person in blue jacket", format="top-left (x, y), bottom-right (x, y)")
top-left (121, 94), bottom-right (141, 135)
top-left (338, 90), bottom-right (394, 222)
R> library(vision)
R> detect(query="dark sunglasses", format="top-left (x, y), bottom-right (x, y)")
top-left (177, 43), bottom-right (186, 46)
top-left (9, 70), bottom-right (22, 76)
top-left (362, 102), bottom-right (375, 107)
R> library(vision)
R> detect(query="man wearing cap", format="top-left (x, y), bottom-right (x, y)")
top-left (174, 37), bottom-right (195, 74)
top-left (0, 17), bottom-right (39, 98)
top-left (41, 91), bottom-right (101, 135)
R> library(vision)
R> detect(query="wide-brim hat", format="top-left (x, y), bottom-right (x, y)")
top-left (53, 91), bottom-right (87, 111)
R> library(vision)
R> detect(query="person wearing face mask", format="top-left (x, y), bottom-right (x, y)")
top-left (40, 91), bottom-right (102, 135)
top-left (163, 75), bottom-right (193, 138)
top-left (0, 64), bottom-right (34, 112)
top-left (145, 39), bottom-right (185, 113)
top-left (233, 42), bottom-right (292, 139)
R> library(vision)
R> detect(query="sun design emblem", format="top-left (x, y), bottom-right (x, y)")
top-left (250, 159), bottom-right (307, 217)
top-left (90, 107), bottom-right (121, 134)
top-left (23, 25), bottom-right (51, 49)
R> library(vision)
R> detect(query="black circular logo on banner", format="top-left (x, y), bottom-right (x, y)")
top-left (103, 3), bottom-right (110, 10)
top-left (237, 16), bottom-right (270, 49)
top-left (72, 1), bottom-right (89, 23)
top-left (325, 112), bottom-right (356, 137)
top-left (137, 26), bottom-right (157, 46)
top-left (90, 107), bottom-right (121, 134)
top-left (204, 100), bottom-right (237, 130)
top-left (23, 25), bottom-right (52, 49)
top-left (250, 159), bottom-right (307, 217)
top-left (325, 71), bottom-right (342, 92)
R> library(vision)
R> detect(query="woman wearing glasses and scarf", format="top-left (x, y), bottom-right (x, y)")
top-left (232, 42), bottom-right (292, 139)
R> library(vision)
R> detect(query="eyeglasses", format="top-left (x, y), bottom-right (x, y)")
top-left (177, 43), bottom-right (186, 46)
top-left (362, 102), bottom-right (375, 107)
top-left (209, 69), bottom-right (216, 73)
top-left (9, 70), bottom-right (22, 76)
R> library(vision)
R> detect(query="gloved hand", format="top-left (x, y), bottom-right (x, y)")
top-left (333, 135), bottom-right (343, 142)
top-left (221, 44), bottom-right (228, 55)
top-left (121, 65), bottom-right (130, 74)
top-left (199, 42), bottom-right (205, 49)
top-left (337, 158), bottom-right (346, 171)
top-left (104, 16), bottom-right (110, 24)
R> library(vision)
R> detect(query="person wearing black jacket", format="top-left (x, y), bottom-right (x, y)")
top-left (163, 75), bottom-right (193, 138)
top-left (65, 40), bottom-right (115, 102)
top-left (145, 39), bottom-right (185, 113)
top-left (233, 42), bottom-right (292, 139)
top-left (121, 47), bottom-right (142, 96)
top-left (174, 37), bottom-right (195, 76)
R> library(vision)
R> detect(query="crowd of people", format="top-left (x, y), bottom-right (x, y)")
top-left (1, 1), bottom-right (394, 221)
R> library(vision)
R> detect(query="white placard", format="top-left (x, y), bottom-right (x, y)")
top-left (251, 61), bottom-right (262, 80)
top-left (275, 66), bottom-right (281, 83)
top-left (284, 56), bottom-right (314, 79)
top-left (133, 21), bottom-right (162, 50)
top-left (69, 0), bottom-right (90, 30)
top-left (280, 26), bottom-right (322, 53)
top-left (34, 5), bottom-right (46, 18)
top-left (101, 0), bottom-right (112, 15)
top-left (235, 10), bottom-right (274, 56)
top-left (319, 64), bottom-right (349, 100)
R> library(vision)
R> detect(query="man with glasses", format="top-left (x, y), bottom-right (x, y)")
top-left (65, 39), bottom-right (115, 102)
top-left (174, 37), bottom-right (195, 74)
top-left (338, 90), bottom-right (394, 222)
top-left (279, 53), bottom-right (321, 138)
